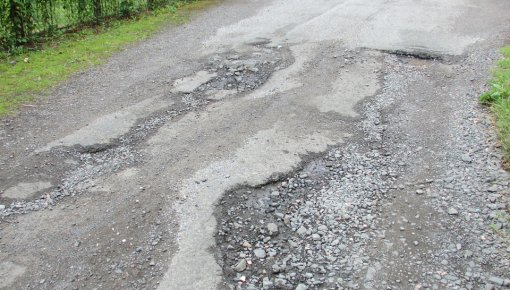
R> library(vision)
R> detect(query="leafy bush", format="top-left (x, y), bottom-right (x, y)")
top-left (0, 0), bottom-right (182, 53)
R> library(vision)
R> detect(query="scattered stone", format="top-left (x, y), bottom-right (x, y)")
top-left (488, 276), bottom-right (505, 286)
top-left (234, 259), bottom-right (247, 272)
top-left (447, 208), bottom-right (459, 215)
top-left (297, 226), bottom-right (307, 236)
top-left (487, 185), bottom-right (498, 192)
top-left (254, 248), bottom-right (266, 259)
top-left (267, 223), bottom-right (279, 236)
top-left (262, 277), bottom-right (273, 289)
top-left (318, 225), bottom-right (328, 232)
top-left (461, 155), bottom-right (473, 163)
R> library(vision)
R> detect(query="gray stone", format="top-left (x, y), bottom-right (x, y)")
top-left (254, 248), bottom-right (266, 259)
top-left (504, 279), bottom-right (510, 287)
top-left (271, 191), bottom-right (280, 197)
top-left (448, 208), bottom-right (459, 215)
top-left (488, 276), bottom-right (505, 286)
top-left (234, 259), bottom-right (247, 272)
top-left (487, 185), bottom-right (498, 192)
top-left (262, 277), bottom-right (273, 289)
top-left (296, 284), bottom-right (308, 290)
top-left (297, 226), bottom-right (307, 236)
top-left (318, 225), bottom-right (329, 232)
top-left (267, 223), bottom-right (279, 235)
top-left (271, 264), bottom-right (281, 273)
top-left (461, 155), bottom-right (472, 163)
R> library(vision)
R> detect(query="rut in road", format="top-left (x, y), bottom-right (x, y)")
top-left (0, 0), bottom-right (510, 289)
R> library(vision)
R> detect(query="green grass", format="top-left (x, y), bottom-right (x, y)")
top-left (490, 211), bottom-right (510, 246)
top-left (0, 0), bottom-right (220, 116)
top-left (481, 46), bottom-right (510, 166)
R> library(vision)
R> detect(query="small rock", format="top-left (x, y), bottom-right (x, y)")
top-left (271, 264), bottom-right (281, 273)
top-left (488, 276), bottom-right (505, 286)
top-left (263, 277), bottom-right (273, 289)
top-left (487, 185), bottom-right (498, 192)
top-left (267, 223), bottom-right (279, 236)
top-left (448, 208), bottom-right (459, 215)
top-left (0, 205), bottom-right (5, 210)
top-left (297, 226), bottom-right (307, 236)
top-left (295, 284), bottom-right (308, 290)
top-left (318, 225), bottom-right (329, 232)
top-left (254, 248), bottom-right (266, 259)
top-left (234, 259), bottom-right (247, 272)
top-left (289, 240), bottom-right (298, 247)
top-left (461, 155), bottom-right (472, 163)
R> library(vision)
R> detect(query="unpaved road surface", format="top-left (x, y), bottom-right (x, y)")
top-left (1, 0), bottom-right (510, 289)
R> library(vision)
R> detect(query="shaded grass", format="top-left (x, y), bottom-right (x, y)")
top-left (0, 0), bottom-right (220, 116)
top-left (481, 46), bottom-right (510, 165)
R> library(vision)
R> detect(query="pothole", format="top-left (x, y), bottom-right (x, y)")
top-left (380, 48), bottom-right (445, 61)
top-left (0, 45), bottom-right (293, 218)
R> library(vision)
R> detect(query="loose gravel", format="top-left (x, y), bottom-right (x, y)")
top-left (215, 49), bottom-right (510, 290)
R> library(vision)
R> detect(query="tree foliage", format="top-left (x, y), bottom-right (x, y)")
top-left (0, 0), bottom-right (179, 51)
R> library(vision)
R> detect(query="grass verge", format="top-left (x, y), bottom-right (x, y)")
top-left (490, 211), bottom-right (510, 246)
top-left (481, 46), bottom-right (510, 166)
top-left (0, 0), bottom-right (220, 116)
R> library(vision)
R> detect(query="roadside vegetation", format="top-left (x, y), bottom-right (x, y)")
top-left (0, 0), bottom-right (217, 115)
top-left (481, 46), bottom-right (510, 166)
top-left (490, 211), bottom-right (510, 245)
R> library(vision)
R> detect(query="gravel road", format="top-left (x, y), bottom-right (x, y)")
top-left (1, 0), bottom-right (509, 289)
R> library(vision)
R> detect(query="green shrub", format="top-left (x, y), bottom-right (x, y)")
top-left (481, 46), bottom-right (510, 165)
